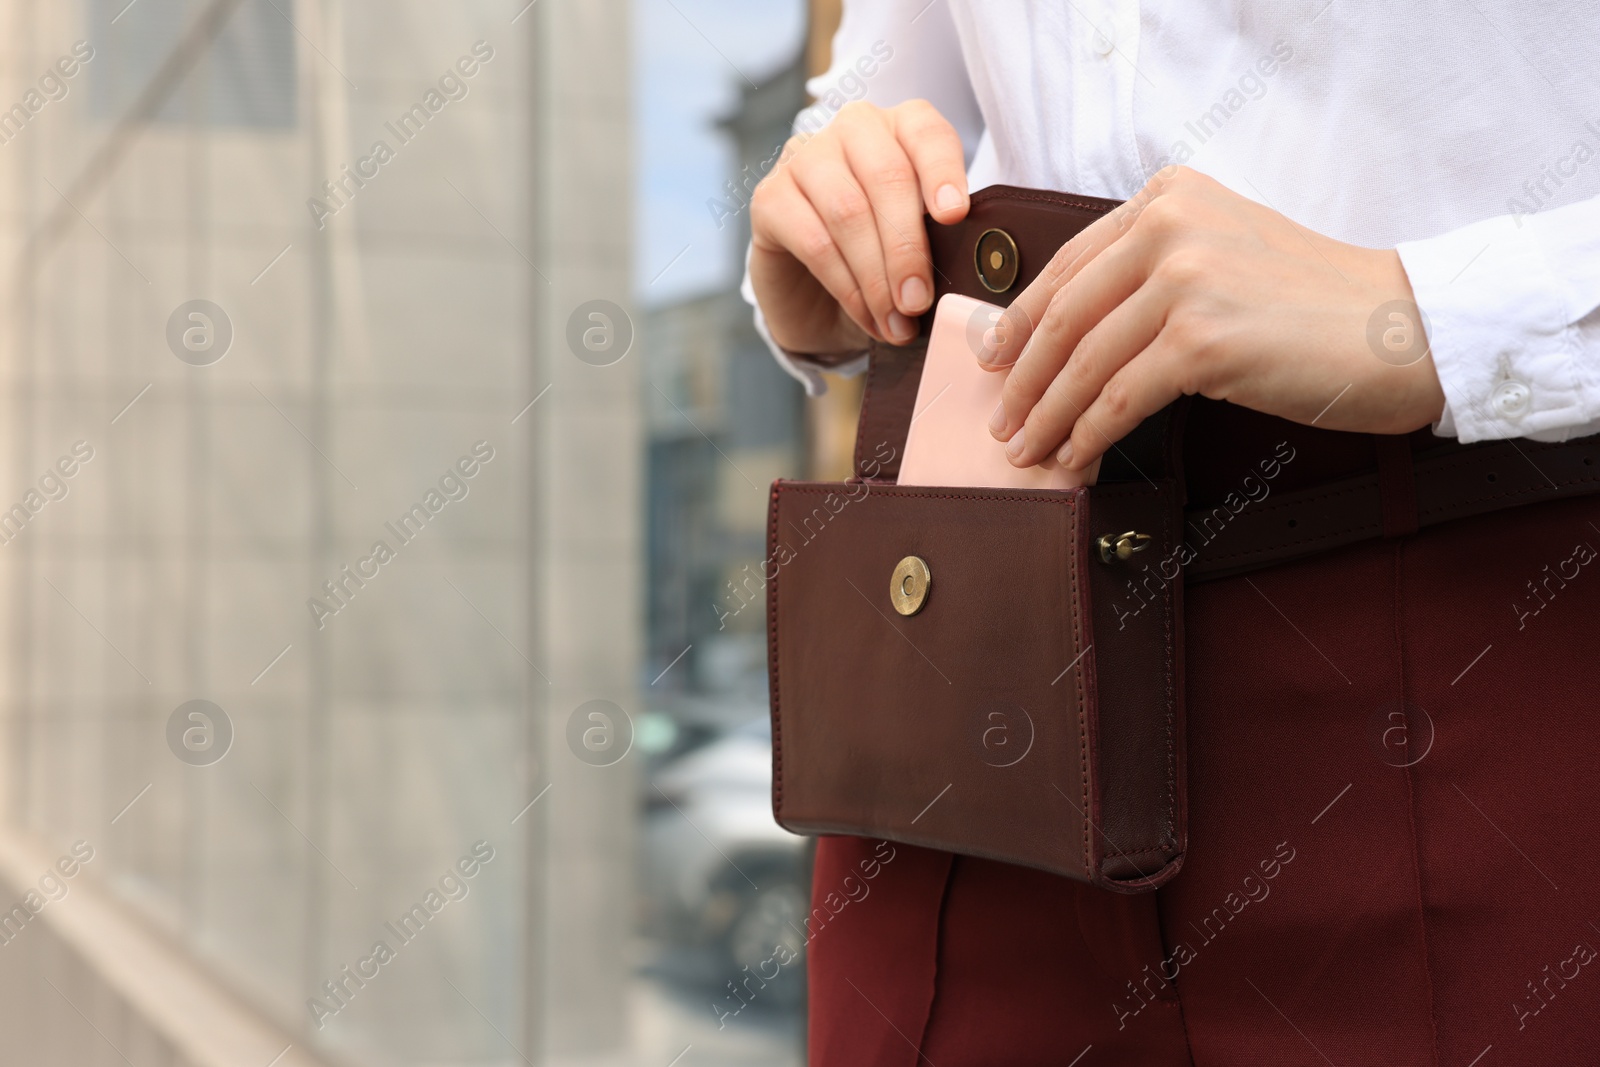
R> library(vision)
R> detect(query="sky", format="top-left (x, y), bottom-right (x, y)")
top-left (633, 0), bottom-right (807, 307)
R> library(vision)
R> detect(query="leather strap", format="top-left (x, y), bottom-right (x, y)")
top-left (1184, 436), bottom-right (1600, 580)
top-left (853, 184), bottom-right (1600, 582)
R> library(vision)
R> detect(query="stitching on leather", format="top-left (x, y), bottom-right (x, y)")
top-left (1101, 496), bottom-right (1179, 862)
top-left (1089, 481), bottom-right (1167, 501)
top-left (1417, 467), bottom-right (1600, 516)
top-left (1200, 471), bottom-right (1600, 570)
top-left (768, 482), bottom-right (784, 815)
top-left (1069, 496), bottom-right (1092, 877)
top-left (1201, 479), bottom-right (1375, 524)
top-left (1161, 499), bottom-right (1178, 846)
top-left (777, 484), bottom-right (1085, 505)
top-left (775, 479), bottom-right (1187, 874)
top-left (1194, 476), bottom-right (1380, 564)
top-left (1196, 444), bottom-right (1597, 529)
top-left (971, 185), bottom-right (1120, 216)
top-left (1195, 442), bottom-right (1600, 570)
top-left (1103, 846), bottom-right (1177, 861)
top-left (1411, 440), bottom-right (1596, 486)
top-left (778, 480), bottom-right (1174, 870)
top-left (1200, 520), bottom-right (1383, 566)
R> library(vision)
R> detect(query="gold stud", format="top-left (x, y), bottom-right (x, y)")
top-left (975, 228), bottom-right (1021, 293)
top-left (889, 556), bottom-right (931, 616)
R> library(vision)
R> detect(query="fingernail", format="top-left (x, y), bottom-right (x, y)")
top-left (887, 312), bottom-right (916, 343)
top-left (1057, 441), bottom-right (1074, 468)
top-left (988, 402), bottom-right (1006, 434)
top-left (899, 276), bottom-right (929, 312)
top-left (936, 184), bottom-right (964, 213)
top-left (1005, 427), bottom-right (1026, 458)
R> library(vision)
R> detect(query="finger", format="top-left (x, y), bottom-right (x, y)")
top-left (790, 151), bottom-right (910, 343)
top-left (891, 99), bottom-right (970, 225)
top-left (992, 233), bottom-right (1156, 442)
top-left (1001, 283), bottom-right (1167, 466)
top-left (1056, 334), bottom-right (1186, 473)
top-left (753, 173), bottom-right (883, 343)
top-left (988, 166), bottom-right (1181, 370)
top-left (838, 118), bottom-right (936, 320)
top-left (972, 303), bottom-right (1037, 372)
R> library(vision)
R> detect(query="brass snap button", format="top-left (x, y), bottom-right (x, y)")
top-left (1096, 530), bottom-right (1152, 564)
top-left (889, 556), bottom-right (931, 616)
top-left (974, 228), bottom-right (1020, 293)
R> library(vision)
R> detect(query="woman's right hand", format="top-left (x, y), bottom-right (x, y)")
top-left (748, 100), bottom-right (970, 358)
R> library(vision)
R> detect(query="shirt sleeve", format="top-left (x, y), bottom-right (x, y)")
top-left (742, 0), bottom-right (985, 396)
top-left (1397, 193), bottom-right (1600, 443)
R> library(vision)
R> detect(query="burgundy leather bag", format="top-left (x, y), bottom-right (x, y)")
top-left (766, 188), bottom-right (1187, 893)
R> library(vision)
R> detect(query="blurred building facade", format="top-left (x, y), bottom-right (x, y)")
top-left (642, 56), bottom-right (807, 720)
top-left (0, 1), bottom-right (635, 1065)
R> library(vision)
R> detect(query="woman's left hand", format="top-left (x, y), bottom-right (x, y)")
top-left (981, 166), bottom-right (1448, 470)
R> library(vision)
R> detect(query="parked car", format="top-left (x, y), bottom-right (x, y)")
top-left (640, 715), bottom-right (809, 1006)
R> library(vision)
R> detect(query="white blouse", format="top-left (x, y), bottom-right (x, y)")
top-left (743, 0), bottom-right (1600, 444)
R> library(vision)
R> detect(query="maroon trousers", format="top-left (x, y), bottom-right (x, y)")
top-left (807, 482), bottom-right (1600, 1065)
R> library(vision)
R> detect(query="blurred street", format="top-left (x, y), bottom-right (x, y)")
top-left (0, 0), bottom-right (828, 1063)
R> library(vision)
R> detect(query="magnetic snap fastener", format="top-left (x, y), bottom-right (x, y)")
top-left (890, 556), bottom-right (932, 616)
top-left (1491, 378), bottom-right (1532, 418)
top-left (974, 228), bottom-right (1021, 293)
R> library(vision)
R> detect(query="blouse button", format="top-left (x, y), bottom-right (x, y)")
top-left (1092, 27), bottom-right (1116, 56)
top-left (1491, 378), bottom-right (1532, 418)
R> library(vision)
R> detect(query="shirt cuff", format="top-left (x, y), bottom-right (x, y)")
top-left (739, 244), bottom-right (868, 397)
top-left (1397, 212), bottom-right (1588, 443)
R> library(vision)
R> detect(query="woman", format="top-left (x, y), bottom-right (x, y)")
top-left (745, 2), bottom-right (1600, 1064)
